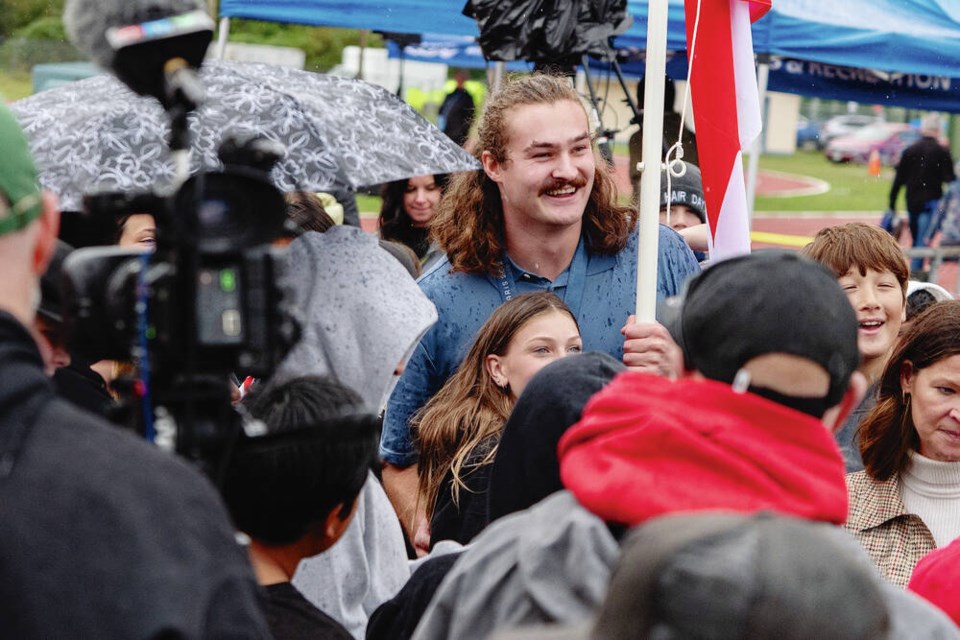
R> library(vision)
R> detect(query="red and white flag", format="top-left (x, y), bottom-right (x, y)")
top-left (684, 0), bottom-right (771, 261)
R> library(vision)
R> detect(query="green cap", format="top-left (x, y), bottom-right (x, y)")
top-left (0, 103), bottom-right (42, 235)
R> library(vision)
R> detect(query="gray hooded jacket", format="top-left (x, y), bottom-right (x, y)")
top-left (273, 226), bottom-right (438, 638)
top-left (415, 492), bottom-right (959, 640)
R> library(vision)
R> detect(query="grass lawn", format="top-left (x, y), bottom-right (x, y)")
top-left (752, 150), bottom-right (893, 214)
top-left (357, 193), bottom-right (381, 217)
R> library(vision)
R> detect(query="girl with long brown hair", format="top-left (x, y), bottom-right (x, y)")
top-left (414, 292), bottom-right (582, 548)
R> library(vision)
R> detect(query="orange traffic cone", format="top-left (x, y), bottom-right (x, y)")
top-left (868, 149), bottom-right (881, 177)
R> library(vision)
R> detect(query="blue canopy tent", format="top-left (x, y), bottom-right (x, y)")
top-left (616, 0), bottom-right (960, 111)
top-left (384, 35), bottom-right (531, 73)
top-left (618, 0), bottom-right (960, 77)
top-left (219, 0), bottom-right (960, 76)
top-left (218, 0), bottom-right (960, 112)
top-left (390, 37), bottom-right (960, 114)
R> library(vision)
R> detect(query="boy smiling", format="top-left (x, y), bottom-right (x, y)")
top-left (803, 222), bottom-right (909, 471)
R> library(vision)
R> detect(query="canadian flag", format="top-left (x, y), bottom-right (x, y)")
top-left (684, 0), bottom-right (771, 261)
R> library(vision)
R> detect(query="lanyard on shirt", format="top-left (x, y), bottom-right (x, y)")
top-left (495, 239), bottom-right (588, 320)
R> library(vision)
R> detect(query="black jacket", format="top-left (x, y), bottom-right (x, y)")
top-left (890, 135), bottom-right (955, 212)
top-left (0, 312), bottom-right (270, 638)
top-left (438, 88), bottom-right (475, 147)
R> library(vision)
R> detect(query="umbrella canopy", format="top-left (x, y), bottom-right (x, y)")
top-left (10, 59), bottom-right (480, 211)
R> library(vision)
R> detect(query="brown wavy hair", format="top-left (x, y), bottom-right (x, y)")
top-left (801, 222), bottom-right (908, 300)
top-left (413, 292), bottom-right (579, 518)
top-left (860, 301), bottom-right (960, 480)
top-left (430, 73), bottom-right (636, 276)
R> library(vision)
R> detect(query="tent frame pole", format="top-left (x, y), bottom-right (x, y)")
top-left (745, 52), bottom-right (770, 223)
top-left (215, 17), bottom-right (230, 59)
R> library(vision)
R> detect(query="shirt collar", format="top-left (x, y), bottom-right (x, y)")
top-left (846, 473), bottom-right (911, 532)
top-left (503, 233), bottom-right (618, 282)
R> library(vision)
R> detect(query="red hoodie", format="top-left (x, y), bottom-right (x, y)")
top-left (558, 372), bottom-right (848, 526)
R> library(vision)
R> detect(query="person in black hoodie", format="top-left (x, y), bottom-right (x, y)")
top-left (0, 103), bottom-right (269, 638)
top-left (889, 113), bottom-right (955, 273)
top-left (437, 70), bottom-right (475, 147)
top-left (485, 351), bottom-right (625, 524)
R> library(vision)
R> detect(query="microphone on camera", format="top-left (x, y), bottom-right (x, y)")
top-left (63, 0), bottom-right (213, 111)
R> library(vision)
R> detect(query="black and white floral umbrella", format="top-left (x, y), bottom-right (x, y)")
top-left (10, 59), bottom-right (480, 211)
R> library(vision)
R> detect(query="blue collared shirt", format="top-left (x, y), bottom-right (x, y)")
top-left (380, 224), bottom-right (700, 466)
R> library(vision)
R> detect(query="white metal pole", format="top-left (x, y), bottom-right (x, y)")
top-left (357, 30), bottom-right (369, 80)
top-left (492, 61), bottom-right (505, 91)
top-left (745, 57), bottom-right (770, 222)
top-left (215, 17), bottom-right (230, 59)
top-left (636, 0), bottom-right (670, 321)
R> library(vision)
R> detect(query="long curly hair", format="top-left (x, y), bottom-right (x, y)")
top-left (413, 292), bottom-right (578, 518)
top-left (430, 73), bottom-right (636, 276)
top-left (378, 174), bottom-right (448, 259)
top-left (860, 301), bottom-right (960, 480)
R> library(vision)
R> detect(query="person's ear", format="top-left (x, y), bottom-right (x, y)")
top-left (900, 360), bottom-right (916, 395)
top-left (486, 354), bottom-right (507, 389)
top-left (481, 150), bottom-right (504, 184)
top-left (32, 191), bottom-right (60, 276)
top-left (822, 371), bottom-right (868, 435)
top-left (319, 498), bottom-right (358, 552)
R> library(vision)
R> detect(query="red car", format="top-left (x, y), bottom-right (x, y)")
top-left (825, 123), bottom-right (926, 165)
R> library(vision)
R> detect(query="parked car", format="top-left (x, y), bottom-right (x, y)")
top-left (824, 122), bottom-right (908, 163)
top-left (796, 116), bottom-right (822, 150)
top-left (820, 114), bottom-right (882, 147)
top-left (824, 123), bottom-right (925, 165)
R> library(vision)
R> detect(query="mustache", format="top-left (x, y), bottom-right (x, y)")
top-left (540, 176), bottom-right (589, 195)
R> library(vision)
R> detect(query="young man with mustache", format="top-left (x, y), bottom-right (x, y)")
top-left (380, 73), bottom-right (700, 544)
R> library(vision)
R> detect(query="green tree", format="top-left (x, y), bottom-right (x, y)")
top-left (0, 0), bottom-right (64, 36)
top-left (228, 19), bottom-right (381, 72)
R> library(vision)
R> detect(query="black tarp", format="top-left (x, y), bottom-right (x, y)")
top-left (463, 0), bottom-right (631, 65)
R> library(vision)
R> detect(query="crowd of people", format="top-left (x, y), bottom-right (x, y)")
top-left (4, 63), bottom-right (960, 640)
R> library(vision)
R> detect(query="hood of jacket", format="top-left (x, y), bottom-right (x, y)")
top-left (487, 352), bottom-right (624, 524)
top-left (558, 372), bottom-right (848, 526)
top-left (412, 491), bottom-right (619, 640)
top-left (271, 226), bottom-right (437, 411)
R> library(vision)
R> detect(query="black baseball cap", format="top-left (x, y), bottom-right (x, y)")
top-left (660, 250), bottom-right (860, 407)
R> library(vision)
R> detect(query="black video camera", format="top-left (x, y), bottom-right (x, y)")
top-left (61, 136), bottom-right (300, 477)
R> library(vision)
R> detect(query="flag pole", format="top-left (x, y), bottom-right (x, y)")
top-left (636, 0), bottom-right (670, 321)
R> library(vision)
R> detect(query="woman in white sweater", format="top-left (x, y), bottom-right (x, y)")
top-left (846, 300), bottom-right (960, 587)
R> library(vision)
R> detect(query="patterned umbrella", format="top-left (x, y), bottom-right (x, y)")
top-left (10, 59), bottom-right (480, 211)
